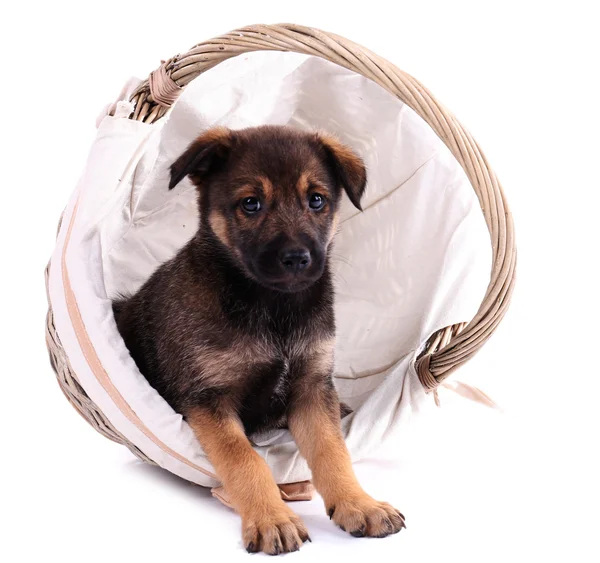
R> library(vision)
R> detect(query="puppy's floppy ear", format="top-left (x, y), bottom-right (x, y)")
top-left (317, 133), bottom-right (367, 210)
top-left (169, 127), bottom-right (233, 190)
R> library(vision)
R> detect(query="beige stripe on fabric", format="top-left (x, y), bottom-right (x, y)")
top-left (61, 199), bottom-right (217, 481)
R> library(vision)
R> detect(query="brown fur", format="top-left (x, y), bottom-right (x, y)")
top-left (288, 392), bottom-right (405, 538)
top-left (318, 133), bottom-right (367, 210)
top-left (187, 406), bottom-right (309, 554)
top-left (113, 125), bottom-right (404, 554)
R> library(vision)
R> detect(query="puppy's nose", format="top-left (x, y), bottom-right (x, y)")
top-left (279, 248), bottom-right (311, 272)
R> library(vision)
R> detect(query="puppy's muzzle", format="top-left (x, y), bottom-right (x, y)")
top-left (250, 236), bottom-right (324, 292)
top-left (279, 247), bottom-right (312, 273)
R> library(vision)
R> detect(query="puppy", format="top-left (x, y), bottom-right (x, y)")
top-left (113, 125), bottom-right (405, 554)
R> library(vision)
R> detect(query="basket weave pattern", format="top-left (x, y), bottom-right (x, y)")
top-left (45, 24), bottom-right (515, 459)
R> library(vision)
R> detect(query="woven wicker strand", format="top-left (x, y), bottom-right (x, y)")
top-left (45, 23), bottom-right (514, 458)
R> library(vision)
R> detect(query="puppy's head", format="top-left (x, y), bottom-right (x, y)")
top-left (169, 125), bottom-right (366, 292)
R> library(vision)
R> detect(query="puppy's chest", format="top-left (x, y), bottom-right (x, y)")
top-left (243, 331), bottom-right (310, 393)
top-left (236, 332), bottom-right (314, 434)
top-left (202, 301), bottom-right (334, 433)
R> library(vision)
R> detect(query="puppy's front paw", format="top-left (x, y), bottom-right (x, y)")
top-left (243, 504), bottom-right (310, 555)
top-left (328, 495), bottom-right (406, 538)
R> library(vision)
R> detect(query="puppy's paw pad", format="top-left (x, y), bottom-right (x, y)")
top-left (328, 497), bottom-right (406, 539)
top-left (243, 508), bottom-right (310, 555)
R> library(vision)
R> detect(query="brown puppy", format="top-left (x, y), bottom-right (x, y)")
top-left (113, 125), bottom-right (405, 554)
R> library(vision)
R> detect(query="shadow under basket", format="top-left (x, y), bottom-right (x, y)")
top-left (45, 24), bottom-right (515, 497)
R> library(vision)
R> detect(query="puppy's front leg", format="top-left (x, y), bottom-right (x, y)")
top-left (288, 374), bottom-right (406, 538)
top-left (186, 405), bottom-right (309, 554)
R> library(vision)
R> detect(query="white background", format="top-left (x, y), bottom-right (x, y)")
top-left (2, 1), bottom-right (599, 561)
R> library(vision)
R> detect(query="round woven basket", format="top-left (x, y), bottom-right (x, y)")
top-left (45, 23), bottom-right (516, 464)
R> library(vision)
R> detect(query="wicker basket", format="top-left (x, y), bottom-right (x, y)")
top-left (45, 23), bottom-right (515, 466)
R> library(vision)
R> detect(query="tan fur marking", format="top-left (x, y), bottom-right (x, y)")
top-left (186, 407), bottom-right (309, 554)
top-left (296, 171), bottom-right (311, 197)
top-left (233, 185), bottom-right (259, 200)
top-left (259, 176), bottom-right (274, 202)
top-left (208, 210), bottom-right (230, 247)
top-left (195, 335), bottom-right (274, 386)
top-left (310, 337), bottom-right (335, 374)
top-left (232, 177), bottom-right (274, 205)
top-left (297, 168), bottom-right (332, 199)
top-left (317, 132), bottom-right (366, 205)
top-left (288, 383), bottom-right (405, 537)
top-left (289, 398), bottom-right (362, 503)
top-left (318, 133), bottom-right (363, 175)
top-left (196, 126), bottom-right (232, 148)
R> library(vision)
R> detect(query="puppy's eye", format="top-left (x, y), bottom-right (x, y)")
top-left (308, 193), bottom-right (326, 210)
top-left (240, 197), bottom-right (261, 214)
